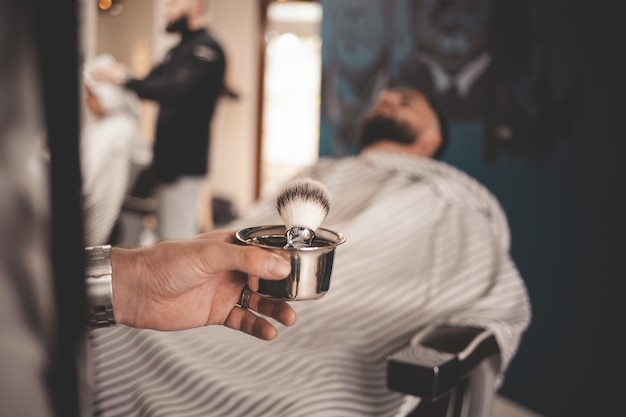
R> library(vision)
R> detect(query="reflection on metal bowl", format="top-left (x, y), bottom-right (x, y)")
top-left (235, 225), bottom-right (346, 300)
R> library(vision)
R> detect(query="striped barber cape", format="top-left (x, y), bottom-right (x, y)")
top-left (89, 150), bottom-right (531, 417)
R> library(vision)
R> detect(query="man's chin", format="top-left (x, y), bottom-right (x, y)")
top-left (165, 24), bottom-right (180, 33)
top-left (165, 16), bottom-right (189, 33)
top-left (360, 115), bottom-right (415, 147)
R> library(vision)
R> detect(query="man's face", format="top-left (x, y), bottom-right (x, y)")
top-left (360, 88), bottom-right (441, 152)
top-left (368, 88), bottom-right (437, 135)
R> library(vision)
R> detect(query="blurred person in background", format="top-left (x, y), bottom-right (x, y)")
top-left (90, 0), bottom-right (228, 240)
top-left (81, 54), bottom-right (152, 246)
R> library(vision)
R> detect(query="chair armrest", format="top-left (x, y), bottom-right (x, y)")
top-left (386, 324), bottom-right (500, 401)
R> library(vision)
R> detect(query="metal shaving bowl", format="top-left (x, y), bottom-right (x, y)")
top-left (235, 225), bottom-right (346, 301)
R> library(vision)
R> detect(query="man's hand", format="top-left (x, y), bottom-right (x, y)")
top-left (110, 229), bottom-right (296, 340)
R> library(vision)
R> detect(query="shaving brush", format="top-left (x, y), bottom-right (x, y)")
top-left (276, 177), bottom-right (331, 248)
top-left (236, 178), bottom-right (343, 300)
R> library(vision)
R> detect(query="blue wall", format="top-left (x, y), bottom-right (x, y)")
top-left (443, 78), bottom-right (623, 416)
top-left (440, 5), bottom-right (623, 415)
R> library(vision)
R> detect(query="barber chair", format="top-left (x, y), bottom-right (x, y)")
top-left (107, 163), bottom-right (158, 247)
top-left (112, 193), bottom-right (158, 248)
top-left (387, 324), bottom-right (500, 417)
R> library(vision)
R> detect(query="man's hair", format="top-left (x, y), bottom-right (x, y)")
top-left (357, 87), bottom-right (450, 160)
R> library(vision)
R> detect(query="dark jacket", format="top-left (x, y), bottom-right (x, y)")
top-left (126, 28), bottom-right (226, 183)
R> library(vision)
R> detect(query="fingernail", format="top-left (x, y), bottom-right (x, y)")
top-left (268, 255), bottom-right (291, 277)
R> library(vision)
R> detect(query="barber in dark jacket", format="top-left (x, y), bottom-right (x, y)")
top-left (92, 0), bottom-right (226, 240)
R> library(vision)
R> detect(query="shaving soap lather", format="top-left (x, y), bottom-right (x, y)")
top-left (235, 178), bottom-right (345, 300)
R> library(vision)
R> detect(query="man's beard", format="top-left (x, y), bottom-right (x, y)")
top-left (358, 114), bottom-right (415, 148)
top-left (166, 15), bottom-right (189, 33)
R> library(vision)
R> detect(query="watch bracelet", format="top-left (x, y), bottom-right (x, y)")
top-left (85, 245), bottom-right (116, 328)
top-left (88, 304), bottom-right (116, 328)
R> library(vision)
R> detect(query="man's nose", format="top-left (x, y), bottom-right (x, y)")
top-left (376, 91), bottom-right (396, 114)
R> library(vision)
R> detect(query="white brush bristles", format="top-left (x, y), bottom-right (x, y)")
top-left (276, 177), bottom-right (331, 231)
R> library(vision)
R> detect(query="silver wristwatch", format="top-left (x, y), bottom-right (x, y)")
top-left (85, 245), bottom-right (116, 328)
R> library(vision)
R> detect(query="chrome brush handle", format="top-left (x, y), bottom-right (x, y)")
top-left (284, 226), bottom-right (315, 249)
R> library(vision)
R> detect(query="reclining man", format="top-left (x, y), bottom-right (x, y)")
top-left (89, 86), bottom-right (532, 417)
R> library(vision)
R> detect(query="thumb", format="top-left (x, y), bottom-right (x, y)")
top-left (219, 244), bottom-right (291, 281)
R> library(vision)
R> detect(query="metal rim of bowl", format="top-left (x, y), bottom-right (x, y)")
top-left (235, 225), bottom-right (346, 252)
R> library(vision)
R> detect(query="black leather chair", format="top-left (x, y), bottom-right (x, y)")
top-left (387, 324), bottom-right (500, 417)
top-left (107, 162), bottom-right (156, 248)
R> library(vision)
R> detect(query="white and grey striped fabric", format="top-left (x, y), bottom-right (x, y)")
top-left (89, 150), bottom-right (531, 417)
top-left (81, 57), bottom-right (151, 246)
